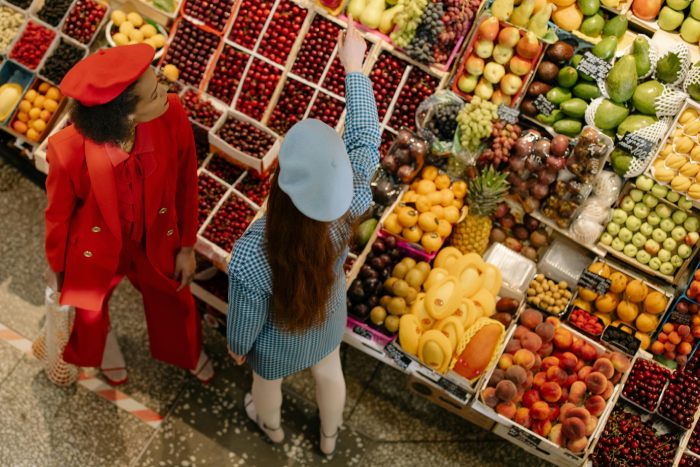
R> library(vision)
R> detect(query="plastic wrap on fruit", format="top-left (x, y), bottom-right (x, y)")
top-left (415, 90), bottom-right (464, 144)
top-left (371, 170), bottom-right (400, 206)
top-left (592, 171), bottom-right (622, 205)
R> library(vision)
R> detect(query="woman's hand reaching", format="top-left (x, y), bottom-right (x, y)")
top-left (337, 14), bottom-right (366, 75)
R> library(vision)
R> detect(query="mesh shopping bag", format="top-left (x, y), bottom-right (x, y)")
top-left (32, 287), bottom-right (79, 386)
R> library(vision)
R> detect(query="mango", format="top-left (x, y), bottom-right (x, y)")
top-left (591, 35), bottom-right (618, 61)
top-left (560, 98), bottom-right (588, 118)
top-left (580, 14), bottom-right (605, 37)
top-left (557, 66), bottom-right (578, 88)
top-left (617, 114), bottom-right (658, 137)
top-left (537, 109), bottom-right (565, 125)
top-left (546, 86), bottom-right (572, 104)
top-left (632, 80), bottom-right (663, 116)
top-left (578, 0), bottom-right (600, 16)
top-left (553, 119), bottom-right (583, 137)
top-left (573, 82), bottom-right (601, 100)
top-left (606, 56), bottom-right (638, 104)
top-left (632, 37), bottom-right (651, 77)
top-left (594, 99), bottom-right (629, 130)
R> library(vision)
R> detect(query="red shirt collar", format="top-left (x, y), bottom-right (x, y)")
top-left (104, 122), bottom-right (155, 166)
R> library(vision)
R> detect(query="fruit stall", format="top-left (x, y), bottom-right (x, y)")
top-left (11, 0), bottom-right (700, 464)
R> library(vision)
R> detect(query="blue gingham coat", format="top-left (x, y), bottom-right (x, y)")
top-left (227, 73), bottom-right (380, 380)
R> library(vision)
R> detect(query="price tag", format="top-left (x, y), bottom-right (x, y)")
top-left (670, 311), bottom-right (693, 326)
top-left (352, 325), bottom-right (373, 341)
top-left (533, 94), bottom-right (555, 116)
top-left (415, 365), bottom-right (441, 383)
top-left (437, 377), bottom-right (469, 403)
top-left (578, 51), bottom-right (612, 81)
top-left (507, 425), bottom-right (541, 449)
top-left (384, 341), bottom-right (412, 371)
top-left (578, 270), bottom-right (611, 295)
top-left (498, 104), bottom-right (520, 124)
top-left (618, 133), bottom-right (655, 159)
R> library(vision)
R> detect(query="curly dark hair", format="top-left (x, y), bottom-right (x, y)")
top-left (69, 83), bottom-right (139, 145)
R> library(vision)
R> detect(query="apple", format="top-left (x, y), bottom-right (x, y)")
top-left (640, 223), bottom-right (653, 237)
top-left (681, 17), bottom-right (700, 43)
top-left (678, 244), bottom-right (693, 258)
top-left (458, 74), bottom-right (478, 93)
top-left (479, 16), bottom-right (500, 41)
top-left (679, 198), bottom-right (694, 211)
top-left (632, 233), bottom-right (647, 248)
top-left (643, 194), bottom-right (659, 209)
top-left (475, 78), bottom-right (494, 99)
top-left (620, 196), bottom-right (636, 212)
top-left (509, 55), bottom-right (533, 76)
top-left (624, 244), bottom-right (638, 258)
top-left (636, 250), bottom-right (652, 264)
top-left (612, 237), bottom-right (626, 251)
top-left (648, 212), bottom-right (661, 226)
top-left (626, 216), bottom-right (642, 232)
top-left (500, 74), bottom-right (523, 96)
top-left (491, 89), bottom-right (512, 106)
top-left (655, 204), bottom-right (672, 219)
top-left (498, 27), bottom-right (521, 48)
top-left (663, 237), bottom-right (677, 251)
top-left (649, 257), bottom-right (661, 270)
top-left (466, 55), bottom-right (485, 76)
top-left (667, 191), bottom-right (681, 203)
top-left (476, 39), bottom-right (494, 59)
top-left (600, 232), bottom-right (613, 245)
top-left (686, 232), bottom-right (700, 245)
top-left (493, 45), bottom-right (514, 65)
top-left (607, 223), bottom-right (621, 236)
top-left (659, 6), bottom-right (686, 31)
top-left (660, 262), bottom-right (675, 275)
top-left (671, 255), bottom-right (684, 267)
top-left (685, 216), bottom-right (700, 233)
top-left (630, 189), bottom-right (644, 203)
top-left (673, 210), bottom-right (688, 225)
top-left (652, 228), bottom-right (668, 243)
top-left (667, 0), bottom-right (691, 10)
top-left (660, 218), bottom-right (675, 233)
top-left (645, 239), bottom-right (660, 255)
top-left (612, 209), bottom-right (628, 225)
top-left (484, 62), bottom-right (506, 83)
top-left (672, 226), bottom-right (687, 242)
top-left (619, 227), bottom-right (633, 243)
top-left (633, 204), bottom-right (649, 219)
top-left (658, 248), bottom-right (672, 262)
top-left (636, 176), bottom-right (655, 191)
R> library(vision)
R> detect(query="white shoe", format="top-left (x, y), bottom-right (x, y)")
top-left (244, 393), bottom-right (285, 443)
top-left (320, 427), bottom-right (339, 456)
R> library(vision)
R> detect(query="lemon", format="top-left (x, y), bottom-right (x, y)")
top-left (112, 32), bottom-right (129, 46)
top-left (111, 10), bottom-right (127, 26)
top-left (140, 24), bottom-right (157, 38)
top-left (150, 34), bottom-right (165, 48)
top-left (119, 21), bottom-right (135, 36)
top-left (129, 29), bottom-right (144, 42)
top-left (46, 87), bottom-right (61, 101)
top-left (162, 64), bottom-right (179, 82)
top-left (127, 12), bottom-right (143, 27)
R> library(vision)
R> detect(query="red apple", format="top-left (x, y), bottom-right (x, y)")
top-left (500, 73), bottom-right (523, 96)
top-left (509, 55), bottom-right (533, 76)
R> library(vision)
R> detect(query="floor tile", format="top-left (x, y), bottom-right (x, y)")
top-left (0, 339), bottom-right (23, 383)
top-left (0, 278), bottom-right (48, 342)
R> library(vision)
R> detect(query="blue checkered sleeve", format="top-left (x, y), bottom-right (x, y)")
top-left (344, 72), bottom-right (380, 219)
top-left (227, 263), bottom-right (269, 356)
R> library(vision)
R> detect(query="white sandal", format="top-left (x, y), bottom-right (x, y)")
top-left (244, 393), bottom-right (285, 444)
top-left (320, 427), bottom-right (339, 456)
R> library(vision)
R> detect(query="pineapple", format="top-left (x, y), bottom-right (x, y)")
top-left (452, 166), bottom-right (509, 254)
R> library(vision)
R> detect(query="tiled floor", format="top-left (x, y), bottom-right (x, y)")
top-left (0, 156), bottom-right (548, 466)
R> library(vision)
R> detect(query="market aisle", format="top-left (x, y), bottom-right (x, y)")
top-left (0, 157), bottom-right (545, 466)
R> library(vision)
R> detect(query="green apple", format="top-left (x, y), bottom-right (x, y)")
top-left (612, 209), bottom-right (628, 225)
top-left (660, 218), bottom-right (676, 233)
top-left (685, 216), bottom-right (700, 233)
top-left (671, 255), bottom-right (684, 267)
top-left (640, 222), bottom-right (654, 237)
top-left (648, 212), bottom-right (661, 226)
top-left (636, 250), bottom-right (652, 264)
top-left (634, 203), bottom-right (650, 219)
top-left (626, 216), bottom-right (642, 232)
top-left (624, 244), bottom-right (638, 258)
top-left (655, 204), bottom-right (672, 219)
top-left (678, 244), bottom-right (693, 258)
top-left (458, 74), bottom-right (479, 93)
top-left (643, 194), bottom-right (659, 209)
top-left (692, 0), bottom-right (700, 20)
top-left (673, 210), bottom-right (688, 226)
top-left (667, 191), bottom-right (681, 203)
top-left (652, 228), bottom-right (668, 243)
top-left (681, 17), bottom-right (700, 43)
top-left (600, 232), bottom-right (614, 245)
top-left (630, 189), bottom-right (644, 203)
top-left (475, 39), bottom-right (494, 59)
top-left (667, 0), bottom-right (691, 10)
top-left (483, 62), bottom-right (506, 84)
top-left (612, 237), bottom-right (626, 251)
top-left (649, 257), bottom-right (662, 270)
top-left (658, 248), bottom-right (672, 262)
top-left (679, 198), bottom-right (694, 211)
top-left (607, 222), bottom-right (621, 236)
top-left (619, 227), bottom-right (633, 243)
top-left (644, 239), bottom-right (660, 255)
top-left (620, 196), bottom-right (636, 212)
top-left (651, 184), bottom-right (669, 199)
top-left (492, 44), bottom-right (514, 65)
top-left (663, 237), bottom-right (677, 251)
top-left (636, 175), bottom-right (655, 191)
top-left (660, 262), bottom-right (675, 275)
top-left (658, 6), bottom-right (686, 32)
top-left (672, 226), bottom-right (687, 242)
top-left (632, 232), bottom-right (647, 248)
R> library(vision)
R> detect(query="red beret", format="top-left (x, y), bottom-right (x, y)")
top-left (60, 44), bottom-right (155, 107)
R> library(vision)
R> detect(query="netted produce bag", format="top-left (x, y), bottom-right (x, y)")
top-left (32, 287), bottom-right (79, 386)
top-left (592, 170), bottom-right (623, 206)
top-left (571, 216), bottom-right (605, 245)
top-left (623, 117), bottom-right (674, 178)
top-left (415, 90), bottom-right (465, 153)
top-left (683, 65), bottom-right (700, 99)
top-left (654, 43), bottom-right (691, 88)
top-left (655, 85), bottom-right (688, 117)
top-left (584, 97), bottom-right (604, 130)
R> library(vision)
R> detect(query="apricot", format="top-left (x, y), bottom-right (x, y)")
top-left (496, 380), bottom-right (518, 402)
top-left (531, 401), bottom-right (551, 420)
top-left (514, 325), bottom-right (530, 339)
top-left (496, 401), bottom-right (517, 419)
top-left (610, 352), bottom-right (631, 373)
top-left (593, 358), bottom-right (614, 379)
top-left (679, 325), bottom-right (691, 338)
top-left (482, 387), bottom-right (499, 408)
top-left (679, 342), bottom-right (693, 355)
top-left (533, 371), bottom-right (547, 388)
top-left (585, 416), bottom-right (597, 437)
top-left (513, 349), bottom-right (537, 369)
top-left (669, 332), bottom-right (681, 345)
top-left (515, 407), bottom-right (532, 428)
top-left (553, 329), bottom-right (573, 350)
top-left (651, 341), bottom-right (665, 355)
top-left (663, 322), bottom-right (674, 333)
top-left (585, 371), bottom-right (608, 395)
top-left (657, 332), bottom-right (669, 343)
top-left (505, 339), bottom-right (522, 354)
top-left (585, 395), bottom-right (606, 417)
top-left (522, 389), bottom-right (541, 408)
top-left (542, 356), bottom-right (560, 370)
top-left (541, 382), bottom-right (563, 403)
top-left (498, 353), bottom-right (514, 370)
top-left (521, 332), bottom-right (543, 352)
top-left (532, 419), bottom-right (552, 438)
top-left (535, 322), bottom-right (555, 342)
top-left (547, 366), bottom-right (568, 385)
top-left (601, 381), bottom-right (614, 400)
top-left (505, 365), bottom-right (529, 387)
top-left (559, 352), bottom-right (578, 372)
top-left (537, 341), bottom-right (554, 357)
top-left (562, 417), bottom-right (586, 441)
top-left (567, 436), bottom-right (588, 453)
top-left (521, 308), bottom-right (544, 330)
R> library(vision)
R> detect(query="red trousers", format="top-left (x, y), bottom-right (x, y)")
top-left (62, 239), bottom-right (201, 370)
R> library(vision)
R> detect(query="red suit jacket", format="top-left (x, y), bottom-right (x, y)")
top-left (45, 94), bottom-right (198, 311)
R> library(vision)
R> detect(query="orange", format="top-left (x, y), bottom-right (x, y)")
top-left (397, 207), bottom-right (419, 228)
top-left (434, 174), bottom-right (451, 190)
top-left (421, 166), bottom-right (438, 181)
top-left (418, 212), bottom-right (439, 232)
top-left (18, 100), bottom-right (31, 113)
top-left (616, 301), bottom-right (639, 323)
top-left (416, 179), bottom-right (436, 195)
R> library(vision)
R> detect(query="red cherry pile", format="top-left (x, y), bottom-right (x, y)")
top-left (193, 125), bottom-right (210, 166)
top-left (258, 0), bottom-right (306, 65)
top-left (182, 90), bottom-right (222, 128)
top-left (591, 405), bottom-right (680, 466)
top-left (388, 69), bottom-right (438, 131)
top-left (228, 0), bottom-right (273, 50)
top-left (658, 371), bottom-right (700, 428)
top-left (10, 22), bottom-right (56, 69)
top-left (680, 454), bottom-right (700, 467)
top-left (61, 0), bottom-right (107, 44)
top-left (568, 308), bottom-right (605, 336)
top-left (198, 174), bottom-right (227, 226)
top-left (268, 79), bottom-right (314, 134)
top-left (621, 358), bottom-right (670, 412)
top-left (370, 53), bottom-right (408, 120)
top-left (236, 59), bottom-right (281, 120)
top-left (235, 173), bottom-right (271, 207)
top-left (323, 56), bottom-right (348, 97)
top-left (308, 93), bottom-right (344, 128)
top-left (204, 194), bottom-right (256, 251)
top-left (291, 16), bottom-right (339, 83)
top-left (163, 20), bottom-right (219, 87)
top-left (206, 155), bottom-right (244, 185)
top-left (183, 0), bottom-right (234, 32)
top-left (217, 115), bottom-right (276, 159)
top-left (207, 46), bottom-right (249, 104)
top-left (688, 419), bottom-right (700, 454)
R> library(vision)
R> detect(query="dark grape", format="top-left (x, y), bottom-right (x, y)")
top-left (405, 2), bottom-right (444, 64)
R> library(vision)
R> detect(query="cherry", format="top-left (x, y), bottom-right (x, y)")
top-left (183, 0), bottom-right (234, 31)
top-left (387, 68), bottom-right (438, 131)
top-left (234, 172), bottom-right (271, 207)
top-left (258, 0), bottom-right (306, 65)
top-left (308, 93), bottom-right (344, 128)
top-left (181, 90), bottom-right (222, 129)
top-left (658, 371), bottom-right (700, 428)
top-left (163, 19), bottom-right (219, 87)
top-left (369, 53), bottom-right (408, 121)
top-left (10, 21), bottom-right (55, 69)
top-left (207, 45), bottom-right (249, 104)
top-left (268, 79), bottom-right (314, 134)
top-left (235, 59), bottom-right (282, 121)
top-left (205, 154), bottom-right (244, 185)
top-left (291, 16), bottom-right (339, 83)
top-left (622, 358), bottom-right (670, 412)
top-left (228, 0), bottom-right (273, 50)
top-left (197, 174), bottom-right (227, 227)
top-left (203, 194), bottom-right (256, 251)
top-left (61, 0), bottom-right (107, 44)
top-left (216, 115), bottom-right (276, 159)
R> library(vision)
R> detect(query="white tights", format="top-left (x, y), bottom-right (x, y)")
top-left (252, 346), bottom-right (346, 435)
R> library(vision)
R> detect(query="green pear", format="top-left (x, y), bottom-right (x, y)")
top-left (658, 6), bottom-right (686, 31)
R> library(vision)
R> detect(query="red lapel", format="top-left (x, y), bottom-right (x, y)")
top-left (85, 139), bottom-right (122, 245)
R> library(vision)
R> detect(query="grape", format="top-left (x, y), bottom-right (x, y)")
top-left (426, 103), bottom-right (460, 140)
top-left (405, 2), bottom-right (443, 64)
top-left (478, 121), bottom-right (522, 169)
top-left (391, 0), bottom-right (429, 48)
top-left (434, 0), bottom-right (480, 64)
top-left (456, 96), bottom-right (497, 150)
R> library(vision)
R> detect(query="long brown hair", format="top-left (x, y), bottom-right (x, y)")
top-left (265, 168), bottom-right (352, 332)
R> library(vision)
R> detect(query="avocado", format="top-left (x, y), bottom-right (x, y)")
top-left (578, 0), bottom-right (600, 16)
top-left (560, 98), bottom-right (588, 118)
top-left (603, 15), bottom-right (628, 38)
top-left (537, 109), bottom-right (565, 125)
top-left (546, 86), bottom-right (573, 104)
top-left (553, 119), bottom-right (583, 137)
top-left (656, 52), bottom-right (682, 83)
top-left (593, 99), bottom-right (630, 130)
top-left (580, 14), bottom-right (605, 37)
top-left (573, 82), bottom-right (601, 100)
top-left (632, 80), bottom-right (664, 115)
top-left (592, 35), bottom-right (618, 61)
top-left (557, 66), bottom-right (579, 88)
top-left (606, 55), bottom-right (638, 103)
top-left (632, 36), bottom-right (651, 77)
top-left (617, 114), bottom-right (658, 137)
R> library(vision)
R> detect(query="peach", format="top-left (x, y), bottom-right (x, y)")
top-left (546, 316), bottom-right (561, 328)
top-left (482, 387), bottom-right (499, 408)
top-left (505, 338), bottom-right (522, 354)
top-left (548, 404), bottom-right (561, 423)
top-left (669, 332), bottom-right (681, 345)
top-left (547, 366), bottom-right (568, 385)
top-left (496, 401), bottom-right (517, 419)
top-left (567, 436), bottom-right (588, 453)
top-left (585, 416), bottom-right (597, 436)
top-left (533, 371), bottom-right (547, 388)
top-left (505, 365), bottom-right (529, 387)
top-left (570, 338), bottom-right (584, 356)
top-left (578, 366), bottom-right (593, 381)
top-left (585, 371), bottom-right (608, 395)
top-left (531, 401), bottom-right (551, 420)
top-left (563, 373), bottom-right (577, 389)
top-left (489, 368), bottom-right (505, 387)
top-left (559, 352), bottom-right (578, 372)
top-left (567, 407), bottom-right (591, 424)
top-left (602, 381), bottom-right (614, 400)
top-left (498, 353), bottom-right (514, 370)
top-left (562, 417), bottom-right (586, 440)
top-left (496, 380), bottom-right (518, 402)
top-left (664, 342), bottom-right (675, 353)
top-left (536, 322), bottom-right (555, 342)
top-left (522, 389), bottom-right (541, 408)
top-left (521, 332), bottom-right (544, 352)
top-left (534, 354), bottom-right (542, 370)
top-left (580, 343), bottom-right (598, 362)
top-left (610, 352), bottom-right (631, 373)
top-left (585, 395), bottom-right (606, 417)
top-left (679, 342), bottom-right (693, 355)
top-left (549, 423), bottom-right (564, 445)
top-left (553, 329), bottom-right (573, 350)
top-left (514, 349), bottom-right (537, 369)
top-left (524, 372), bottom-right (534, 389)
top-left (569, 381), bottom-right (587, 405)
top-left (575, 359), bottom-right (585, 372)
top-left (537, 341), bottom-right (554, 357)
top-left (541, 381), bottom-right (563, 403)
top-left (560, 402), bottom-right (575, 421)
top-left (515, 389), bottom-right (525, 404)
top-left (514, 325), bottom-right (530, 339)
top-left (593, 358), bottom-right (615, 379)
top-left (521, 308), bottom-right (544, 330)
top-left (515, 407), bottom-right (531, 428)
top-left (542, 356), bottom-right (560, 370)
top-left (610, 372), bottom-right (622, 385)
top-left (532, 419), bottom-right (552, 438)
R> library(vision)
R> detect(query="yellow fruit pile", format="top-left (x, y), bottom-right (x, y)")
top-left (526, 275), bottom-right (572, 315)
top-left (12, 83), bottom-right (61, 142)
top-left (398, 247), bottom-right (503, 373)
top-left (383, 166), bottom-right (468, 253)
top-left (652, 108), bottom-right (700, 200)
top-left (573, 261), bottom-right (668, 349)
top-left (110, 10), bottom-right (165, 50)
